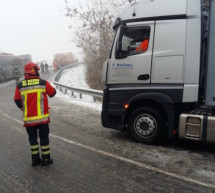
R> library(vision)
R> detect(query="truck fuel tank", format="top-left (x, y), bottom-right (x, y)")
top-left (179, 113), bottom-right (215, 143)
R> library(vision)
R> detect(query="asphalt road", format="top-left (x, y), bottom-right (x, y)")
top-left (0, 70), bottom-right (215, 193)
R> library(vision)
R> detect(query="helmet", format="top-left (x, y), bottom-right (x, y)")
top-left (24, 62), bottom-right (40, 75)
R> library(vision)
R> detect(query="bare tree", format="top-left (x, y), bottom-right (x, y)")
top-left (64, 0), bottom-right (125, 89)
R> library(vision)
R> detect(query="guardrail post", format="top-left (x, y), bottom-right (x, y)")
top-left (93, 96), bottom-right (96, 102)
top-left (80, 93), bottom-right (82, 99)
top-left (65, 89), bottom-right (67, 94)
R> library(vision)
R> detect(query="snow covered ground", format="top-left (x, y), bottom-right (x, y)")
top-left (54, 64), bottom-right (102, 112)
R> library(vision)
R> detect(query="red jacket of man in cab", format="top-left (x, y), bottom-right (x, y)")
top-left (136, 39), bottom-right (149, 52)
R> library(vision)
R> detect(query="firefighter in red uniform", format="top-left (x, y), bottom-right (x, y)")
top-left (14, 62), bottom-right (56, 166)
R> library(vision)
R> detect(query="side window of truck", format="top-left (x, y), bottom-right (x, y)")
top-left (116, 26), bottom-right (150, 57)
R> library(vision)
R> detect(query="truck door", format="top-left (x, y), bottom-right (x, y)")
top-left (151, 19), bottom-right (186, 84)
top-left (107, 21), bottom-right (154, 84)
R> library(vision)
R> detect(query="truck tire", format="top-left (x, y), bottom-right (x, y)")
top-left (0, 74), bottom-right (4, 83)
top-left (128, 107), bottom-right (166, 144)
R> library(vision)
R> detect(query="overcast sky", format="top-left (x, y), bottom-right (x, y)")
top-left (0, 0), bottom-right (79, 64)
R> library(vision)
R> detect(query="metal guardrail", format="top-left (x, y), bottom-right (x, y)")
top-left (53, 64), bottom-right (103, 102)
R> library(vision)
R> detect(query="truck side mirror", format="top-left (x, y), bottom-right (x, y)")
top-left (115, 49), bottom-right (128, 59)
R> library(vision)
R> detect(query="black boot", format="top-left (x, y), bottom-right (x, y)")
top-left (30, 143), bottom-right (41, 166)
top-left (41, 158), bottom-right (53, 166)
top-left (32, 158), bottom-right (41, 166)
top-left (41, 145), bottom-right (53, 166)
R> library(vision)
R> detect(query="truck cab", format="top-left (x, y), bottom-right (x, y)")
top-left (102, 0), bottom-right (215, 144)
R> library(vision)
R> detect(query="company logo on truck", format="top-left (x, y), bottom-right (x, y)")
top-left (112, 63), bottom-right (133, 69)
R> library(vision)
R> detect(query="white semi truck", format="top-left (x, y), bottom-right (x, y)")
top-left (101, 0), bottom-right (215, 144)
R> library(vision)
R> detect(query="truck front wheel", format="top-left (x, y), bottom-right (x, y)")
top-left (128, 107), bottom-right (166, 144)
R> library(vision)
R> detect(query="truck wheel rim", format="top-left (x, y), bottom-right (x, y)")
top-left (134, 114), bottom-right (157, 137)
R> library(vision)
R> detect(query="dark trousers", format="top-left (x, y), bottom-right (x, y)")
top-left (26, 124), bottom-right (51, 161)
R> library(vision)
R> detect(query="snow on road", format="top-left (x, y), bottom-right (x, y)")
top-left (54, 64), bottom-right (102, 112)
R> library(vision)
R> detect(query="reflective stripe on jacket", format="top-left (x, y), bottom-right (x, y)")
top-left (14, 78), bottom-right (56, 127)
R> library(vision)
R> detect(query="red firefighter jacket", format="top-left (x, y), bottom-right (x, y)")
top-left (14, 78), bottom-right (56, 127)
top-left (136, 39), bottom-right (149, 52)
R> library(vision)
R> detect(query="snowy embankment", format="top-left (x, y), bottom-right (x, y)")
top-left (54, 63), bottom-right (102, 111)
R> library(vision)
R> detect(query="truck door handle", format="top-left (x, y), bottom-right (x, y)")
top-left (138, 74), bottom-right (150, 80)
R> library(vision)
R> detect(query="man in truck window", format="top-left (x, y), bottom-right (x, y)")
top-left (14, 62), bottom-right (56, 166)
top-left (136, 37), bottom-right (149, 52)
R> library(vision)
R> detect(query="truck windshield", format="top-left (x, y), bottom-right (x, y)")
top-left (116, 26), bottom-right (150, 58)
